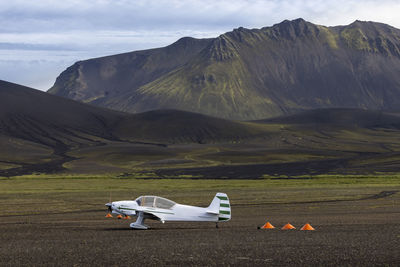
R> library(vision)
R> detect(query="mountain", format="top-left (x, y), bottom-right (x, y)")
top-left (49, 19), bottom-right (400, 120)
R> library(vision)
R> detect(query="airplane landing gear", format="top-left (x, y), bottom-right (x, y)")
top-left (130, 211), bottom-right (149, 230)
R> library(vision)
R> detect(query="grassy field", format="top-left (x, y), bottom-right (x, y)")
top-left (1, 175), bottom-right (400, 215)
top-left (1, 175), bottom-right (399, 265)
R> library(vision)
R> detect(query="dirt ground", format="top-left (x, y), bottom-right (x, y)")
top-left (1, 192), bottom-right (399, 266)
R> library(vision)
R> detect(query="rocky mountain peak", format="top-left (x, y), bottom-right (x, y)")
top-left (49, 20), bottom-right (400, 120)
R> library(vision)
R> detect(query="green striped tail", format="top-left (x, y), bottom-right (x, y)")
top-left (216, 193), bottom-right (231, 222)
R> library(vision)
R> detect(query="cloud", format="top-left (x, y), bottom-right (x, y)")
top-left (1, 0), bottom-right (400, 90)
top-left (2, 0), bottom-right (400, 33)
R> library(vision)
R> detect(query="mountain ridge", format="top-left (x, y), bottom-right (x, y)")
top-left (49, 18), bottom-right (400, 120)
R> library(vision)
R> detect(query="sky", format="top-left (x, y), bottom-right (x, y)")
top-left (1, 0), bottom-right (400, 91)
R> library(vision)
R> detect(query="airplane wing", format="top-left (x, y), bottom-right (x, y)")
top-left (135, 206), bottom-right (172, 221)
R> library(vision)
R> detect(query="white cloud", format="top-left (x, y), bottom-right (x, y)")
top-left (1, 0), bottom-right (400, 90)
top-left (2, 0), bottom-right (399, 31)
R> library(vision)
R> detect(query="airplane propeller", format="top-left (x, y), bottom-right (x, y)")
top-left (106, 203), bottom-right (112, 212)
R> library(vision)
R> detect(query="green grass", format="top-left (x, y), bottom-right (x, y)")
top-left (2, 175), bottom-right (399, 199)
top-left (2, 173), bottom-right (400, 190)
top-left (1, 175), bottom-right (399, 216)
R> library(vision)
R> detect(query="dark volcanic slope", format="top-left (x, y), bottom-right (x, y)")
top-left (49, 19), bottom-right (400, 120)
top-left (0, 80), bottom-right (263, 147)
top-left (0, 80), bottom-right (124, 148)
top-left (49, 37), bottom-right (213, 106)
top-left (114, 110), bottom-right (265, 143)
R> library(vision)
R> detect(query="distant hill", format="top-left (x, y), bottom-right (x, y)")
top-left (0, 80), bottom-right (122, 148)
top-left (49, 18), bottom-right (400, 120)
top-left (0, 80), bottom-right (264, 148)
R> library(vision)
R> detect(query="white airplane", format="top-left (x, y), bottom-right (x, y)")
top-left (105, 193), bottom-right (231, 229)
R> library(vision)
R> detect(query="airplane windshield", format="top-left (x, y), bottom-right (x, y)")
top-left (135, 196), bottom-right (176, 209)
top-left (155, 197), bottom-right (176, 209)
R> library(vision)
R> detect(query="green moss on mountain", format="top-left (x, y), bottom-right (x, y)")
top-left (317, 26), bottom-right (339, 49)
top-left (341, 27), bottom-right (371, 51)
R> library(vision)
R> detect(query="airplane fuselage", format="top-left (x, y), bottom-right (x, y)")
top-left (111, 201), bottom-right (219, 222)
top-left (106, 193), bottom-right (231, 229)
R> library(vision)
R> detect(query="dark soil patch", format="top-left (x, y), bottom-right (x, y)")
top-left (154, 158), bottom-right (352, 179)
top-left (361, 190), bottom-right (399, 200)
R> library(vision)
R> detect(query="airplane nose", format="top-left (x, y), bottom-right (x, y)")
top-left (105, 203), bottom-right (112, 212)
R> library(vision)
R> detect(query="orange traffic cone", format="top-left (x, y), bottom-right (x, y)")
top-left (281, 223), bottom-right (296, 230)
top-left (117, 214), bottom-right (123, 219)
top-left (105, 213), bottom-right (113, 218)
top-left (300, 223), bottom-right (315, 231)
top-left (261, 222), bottom-right (275, 229)
top-left (123, 216), bottom-right (131, 220)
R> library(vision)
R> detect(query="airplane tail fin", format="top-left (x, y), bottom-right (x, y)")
top-left (207, 193), bottom-right (231, 222)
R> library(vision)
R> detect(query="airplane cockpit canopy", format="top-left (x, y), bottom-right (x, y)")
top-left (135, 196), bottom-right (176, 209)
